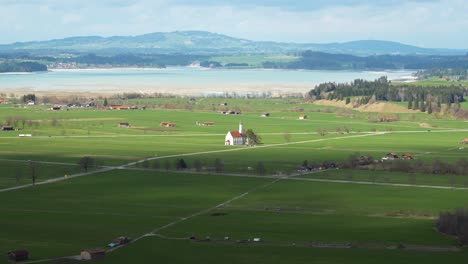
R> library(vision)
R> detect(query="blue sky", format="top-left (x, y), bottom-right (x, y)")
top-left (1, 0), bottom-right (467, 48)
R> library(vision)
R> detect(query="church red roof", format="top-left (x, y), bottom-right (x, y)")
top-left (229, 131), bottom-right (245, 138)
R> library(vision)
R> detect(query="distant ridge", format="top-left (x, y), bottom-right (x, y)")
top-left (0, 31), bottom-right (466, 56)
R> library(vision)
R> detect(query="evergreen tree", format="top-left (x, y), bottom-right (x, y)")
top-left (414, 99), bottom-right (419, 110)
top-left (407, 99), bottom-right (413, 109)
top-left (427, 102), bottom-right (433, 114)
top-left (420, 101), bottom-right (426, 112)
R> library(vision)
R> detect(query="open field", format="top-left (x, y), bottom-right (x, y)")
top-left (0, 98), bottom-right (467, 263)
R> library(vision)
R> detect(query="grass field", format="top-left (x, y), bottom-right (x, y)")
top-left (0, 98), bottom-right (467, 263)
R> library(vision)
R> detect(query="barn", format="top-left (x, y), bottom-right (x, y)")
top-left (80, 248), bottom-right (106, 260)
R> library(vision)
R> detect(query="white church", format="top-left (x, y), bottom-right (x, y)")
top-left (225, 123), bottom-right (247, 146)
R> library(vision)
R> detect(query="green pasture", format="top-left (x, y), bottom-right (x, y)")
top-left (0, 98), bottom-right (467, 263)
top-left (1, 170), bottom-right (468, 263)
top-left (307, 169), bottom-right (468, 188)
top-left (99, 237), bottom-right (468, 264)
top-left (0, 100), bottom-right (465, 189)
top-left (0, 171), bottom-right (267, 262)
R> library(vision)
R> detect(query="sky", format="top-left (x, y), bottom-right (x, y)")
top-left (1, 0), bottom-right (467, 49)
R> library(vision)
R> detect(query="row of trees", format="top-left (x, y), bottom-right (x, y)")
top-left (138, 158), bottom-right (268, 175)
top-left (344, 154), bottom-right (468, 176)
top-left (308, 76), bottom-right (466, 105)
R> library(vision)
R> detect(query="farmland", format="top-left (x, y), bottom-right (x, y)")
top-left (0, 98), bottom-right (467, 263)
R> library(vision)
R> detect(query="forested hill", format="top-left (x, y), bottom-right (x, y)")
top-left (0, 61), bottom-right (47, 73)
top-left (0, 31), bottom-right (466, 56)
top-left (262, 51), bottom-right (468, 70)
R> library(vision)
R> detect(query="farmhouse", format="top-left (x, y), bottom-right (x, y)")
top-left (299, 115), bottom-right (307, 120)
top-left (201, 122), bottom-right (215, 126)
top-left (402, 153), bottom-right (414, 160)
top-left (225, 123), bottom-right (247, 146)
top-left (118, 122), bottom-right (130, 128)
top-left (160, 122), bottom-right (176, 127)
top-left (1, 126), bottom-right (14, 131)
top-left (80, 248), bottom-right (106, 261)
top-left (109, 105), bottom-right (130, 110)
top-left (0, 98), bottom-right (10, 104)
top-left (382, 152), bottom-right (399, 160)
top-left (7, 250), bottom-right (29, 262)
top-left (26, 100), bottom-right (35, 105)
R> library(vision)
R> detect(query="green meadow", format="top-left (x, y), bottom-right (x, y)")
top-left (0, 97), bottom-right (467, 263)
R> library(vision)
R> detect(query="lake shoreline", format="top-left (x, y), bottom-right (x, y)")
top-left (0, 67), bottom-right (414, 97)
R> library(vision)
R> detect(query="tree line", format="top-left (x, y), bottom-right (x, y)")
top-left (0, 61), bottom-right (47, 73)
top-left (263, 51), bottom-right (468, 70)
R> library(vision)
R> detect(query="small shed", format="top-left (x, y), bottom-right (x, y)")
top-left (7, 250), bottom-right (29, 262)
top-left (80, 248), bottom-right (106, 261)
top-left (461, 138), bottom-right (468, 144)
top-left (160, 122), bottom-right (176, 127)
top-left (118, 122), bottom-right (130, 128)
top-left (402, 154), bottom-right (414, 160)
top-left (299, 115), bottom-right (307, 120)
top-left (261, 113), bottom-right (270, 117)
top-left (109, 105), bottom-right (130, 110)
top-left (51, 106), bottom-right (61, 111)
top-left (1, 126), bottom-right (14, 131)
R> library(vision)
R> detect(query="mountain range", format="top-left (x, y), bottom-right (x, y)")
top-left (0, 31), bottom-right (466, 56)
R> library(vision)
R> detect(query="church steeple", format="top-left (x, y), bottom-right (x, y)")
top-left (239, 122), bottom-right (243, 134)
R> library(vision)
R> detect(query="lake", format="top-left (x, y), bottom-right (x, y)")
top-left (0, 67), bottom-right (414, 96)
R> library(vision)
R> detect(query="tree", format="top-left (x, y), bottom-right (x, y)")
top-left (176, 159), bottom-right (188, 170)
top-left (15, 168), bottom-right (22, 184)
top-left (30, 161), bottom-right (39, 186)
top-left (413, 98), bottom-right (419, 110)
top-left (245, 129), bottom-right (262, 146)
top-left (78, 156), bottom-right (95, 172)
top-left (420, 101), bottom-right (426, 112)
top-left (407, 99), bottom-right (413, 109)
top-left (427, 102), bottom-right (433, 114)
top-left (256, 161), bottom-right (266, 176)
top-left (214, 158), bottom-right (224, 173)
top-left (103, 98), bottom-right (109, 107)
top-left (283, 132), bottom-right (292, 142)
top-left (23, 94), bottom-right (36, 103)
top-left (151, 159), bottom-right (161, 169)
top-left (193, 160), bottom-right (202, 172)
top-left (345, 97), bottom-right (351, 104)
top-left (141, 159), bottom-right (150, 168)
top-left (317, 128), bottom-right (328, 136)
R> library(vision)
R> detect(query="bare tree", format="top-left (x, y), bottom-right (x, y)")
top-left (30, 161), bottom-right (39, 186)
top-left (193, 160), bottom-right (202, 172)
top-left (256, 161), bottom-right (266, 176)
top-left (15, 168), bottom-right (22, 184)
top-left (164, 160), bottom-right (170, 171)
top-left (214, 158), bottom-right (224, 173)
top-left (78, 156), bottom-right (95, 172)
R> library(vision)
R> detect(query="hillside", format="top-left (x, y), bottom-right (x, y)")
top-left (0, 31), bottom-right (466, 56)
